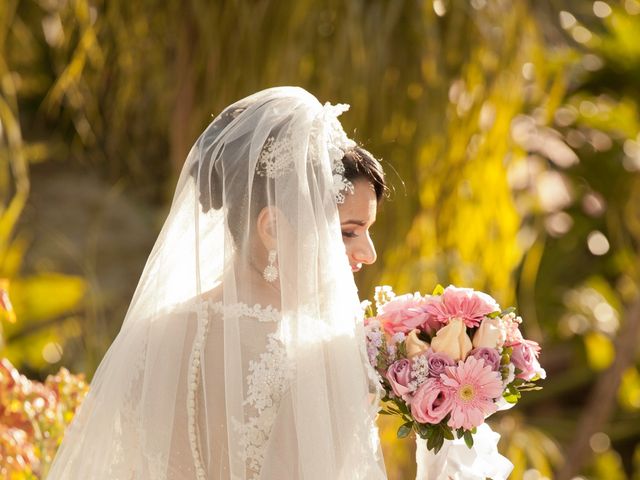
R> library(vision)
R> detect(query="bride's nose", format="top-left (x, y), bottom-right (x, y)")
top-left (353, 234), bottom-right (377, 265)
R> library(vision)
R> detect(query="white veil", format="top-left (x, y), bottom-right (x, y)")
top-left (47, 87), bottom-right (386, 479)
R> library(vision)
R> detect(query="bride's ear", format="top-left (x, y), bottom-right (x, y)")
top-left (256, 206), bottom-right (278, 251)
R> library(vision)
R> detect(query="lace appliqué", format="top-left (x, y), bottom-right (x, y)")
top-left (187, 300), bottom-right (283, 480)
top-left (256, 132), bottom-right (294, 178)
top-left (209, 301), bottom-right (280, 323)
top-left (234, 332), bottom-right (289, 478)
top-left (255, 101), bottom-right (356, 204)
top-left (244, 334), bottom-right (288, 412)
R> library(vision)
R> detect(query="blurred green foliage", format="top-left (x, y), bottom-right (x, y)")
top-left (1, 0), bottom-right (640, 478)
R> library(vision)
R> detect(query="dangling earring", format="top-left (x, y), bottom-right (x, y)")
top-left (263, 249), bottom-right (278, 282)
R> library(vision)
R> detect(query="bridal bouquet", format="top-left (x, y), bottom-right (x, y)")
top-left (364, 285), bottom-right (544, 453)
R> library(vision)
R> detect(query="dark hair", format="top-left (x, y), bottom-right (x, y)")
top-left (341, 146), bottom-right (387, 203)
top-left (191, 106), bottom-right (387, 246)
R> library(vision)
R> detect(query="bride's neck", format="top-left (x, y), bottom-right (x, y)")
top-left (236, 260), bottom-right (281, 309)
top-left (200, 257), bottom-right (281, 310)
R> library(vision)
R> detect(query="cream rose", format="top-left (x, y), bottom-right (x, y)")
top-left (431, 318), bottom-right (472, 361)
top-left (472, 317), bottom-right (506, 349)
top-left (405, 329), bottom-right (430, 358)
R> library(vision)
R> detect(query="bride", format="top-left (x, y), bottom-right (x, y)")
top-left (47, 86), bottom-right (388, 479)
top-left (46, 86), bottom-right (512, 479)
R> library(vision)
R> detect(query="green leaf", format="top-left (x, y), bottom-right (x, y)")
top-left (518, 385), bottom-right (543, 392)
top-left (463, 430), bottom-right (474, 449)
top-left (397, 422), bottom-right (413, 439)
top-left (415, 422), bottom-right (430, 439)
top-left (503, 393), bottom-right (519, 403)
top-left (441, 425), bottom-right (454, 440)
top-left (503, 384), bottom-right (521, 403)
top-left (384, 406), bottom-right (401, 416)
top-left (500, 306), bottom-right (516, 316)
top-left (427, 427), bottom-right (444, 453)
top-left (395, 399), bottom-right (411, 416)
top-left (364, 304), bottom-right (374, 318)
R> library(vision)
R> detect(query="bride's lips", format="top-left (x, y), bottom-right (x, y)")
top-left (351, 263), bottom-right (362, 273)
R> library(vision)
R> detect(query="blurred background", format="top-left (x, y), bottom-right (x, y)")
top-left (1, 0), bottom-right (640, 478)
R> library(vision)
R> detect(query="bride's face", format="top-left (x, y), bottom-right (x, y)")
top-left (338, 178), bottom-right (378, 273)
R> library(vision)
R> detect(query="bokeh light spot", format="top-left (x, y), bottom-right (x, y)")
top-left (42, 342), bottom-right (63, 364)
top-left (593, 1), bottom-right (613, 18)
top-left (589, 432), bottom-right (611, 453)
top-left (587, 231), bottom-right (610, 255)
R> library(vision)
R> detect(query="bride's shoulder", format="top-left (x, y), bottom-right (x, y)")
top-left (197, 285), bottom-right (224, 305)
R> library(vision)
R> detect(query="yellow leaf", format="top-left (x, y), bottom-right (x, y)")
top-left (593, 450), bottom-right (627, 480)
top-left (8, 273), bottom-right (86, 325)
top-left (584, 331), bottom-right (615, 371)
top-left (618, 367), bottom-right (640, 411)
top-left (0, 278), bottom-right (17, 323)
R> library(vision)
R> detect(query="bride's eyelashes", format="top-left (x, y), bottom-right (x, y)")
top-left (342, 230), bottom-right (358, 238)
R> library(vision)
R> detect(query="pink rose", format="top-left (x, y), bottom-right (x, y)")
top-left (472, 317), bottom-right (507, 349)
top-left (405, 329), bottom-right (430, 358)
top-left (511, 340), bottom-right (545, 380)
top-left (377, 293), bottom-right (431, 335)
top-left (427, 352), bottom-right (455, 377)
top-left (386, 359), bottom-right (413, 401)
top-left (469, 347), bottom-right (501, 371)
top-left (430, 318), bottom-right (473, 361)
top-left (410, 378), bottom-right (453, 425)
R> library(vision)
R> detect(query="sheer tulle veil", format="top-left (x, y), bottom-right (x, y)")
top-left (46, 87), bottom-right (387, 479)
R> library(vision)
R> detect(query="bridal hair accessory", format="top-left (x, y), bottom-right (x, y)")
top-left (256, 102), bottom-right (356, 204)
top-left (322, 102), bottom-right (357, 204)
top-left (263, 249), bottom-right (278, 282)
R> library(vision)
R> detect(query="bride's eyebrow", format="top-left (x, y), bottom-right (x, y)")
top-left (341, 219), bottom-right (366, 226)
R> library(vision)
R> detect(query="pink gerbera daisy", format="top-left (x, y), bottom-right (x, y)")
top-left (425, 285), bottom-right (500, 328)
top-left (440, 355), bottom-right (503, 431)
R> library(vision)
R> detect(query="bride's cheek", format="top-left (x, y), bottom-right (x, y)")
top-left (341, 238), bottom-right (352, 255)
